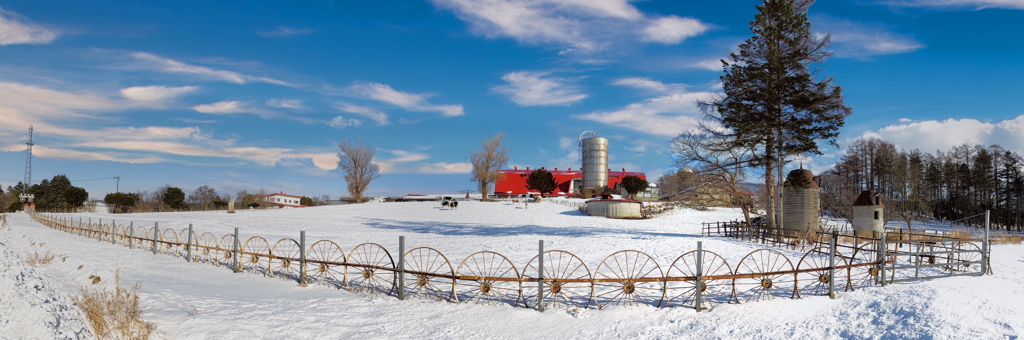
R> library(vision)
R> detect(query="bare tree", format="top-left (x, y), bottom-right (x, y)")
top-left (670, 130), bottom-right (756, 225)
top-left (188, 185), bottom-right (218, 210)
top-left (470, 133), bottom-right (509, 201)
top-left (337, 138), bottom-right (381, 203)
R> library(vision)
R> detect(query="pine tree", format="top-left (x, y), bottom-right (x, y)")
top-left (700, 0), bottom-right (851, 229)
top-left (526, 169), bottom-right (556, 196)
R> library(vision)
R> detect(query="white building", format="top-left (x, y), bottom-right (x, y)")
top-left (264, 192), bottom-right (305, 208)
top-left (852, 190), bottom-right (884, 236)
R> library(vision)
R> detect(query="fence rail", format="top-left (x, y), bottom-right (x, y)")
top-left (31, 213), bottom-right (985, 312)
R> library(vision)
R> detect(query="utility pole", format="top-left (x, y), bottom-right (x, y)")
top-left (23, 125), bottom-right (33, 188)
top-left (115, 176), bottom-right (120, 193)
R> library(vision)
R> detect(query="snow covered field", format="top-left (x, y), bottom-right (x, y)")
top-left (3, 200), bottom-right (1024, 339)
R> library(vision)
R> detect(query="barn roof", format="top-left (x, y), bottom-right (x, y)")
top-left (854, 190), bottom-right (883, 206)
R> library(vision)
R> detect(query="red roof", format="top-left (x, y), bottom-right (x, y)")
top-left (265, 192), bottom-right (303, 198)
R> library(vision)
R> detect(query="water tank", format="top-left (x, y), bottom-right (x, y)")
top-left (586, 199), bottom-right (642, 219)
top-left (782, 169), bottom-right (820, 235)
top-left (579, 131), bottom-right (609, 191)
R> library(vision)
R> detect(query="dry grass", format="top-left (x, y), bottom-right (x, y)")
top-left (990, 234), bottom-right (1024, 244)
top-left (26, 251), bottom-right (56, 267)
top-left (76, 270), bottom-right (157, 340)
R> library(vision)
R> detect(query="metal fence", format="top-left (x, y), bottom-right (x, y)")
top-left (30, 213), bottom-right (987, 312)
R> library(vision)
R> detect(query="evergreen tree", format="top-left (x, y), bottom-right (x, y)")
top-left (700, 0), bottom-right (851, 230)
top-left (163, 187), bottom-right (186, 210)
top-left (526, 169), bottom-right (556, 196)
top-left (620, 176), bottom-right (649, 199)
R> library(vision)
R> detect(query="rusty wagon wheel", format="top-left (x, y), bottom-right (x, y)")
top-left (455, 251), bottom-right (522, 307)
top-left (592, 250), bottom-right (664, 309)
top-left (241, 236), bottom-right (272, 276)
top-left (306, 240), bottom-right (346, 289)
top-left (180, 228), bottom-right (198, 261)
top-left (162, 229), bottom-right (180, 257)
top-left (217, 234), bottom-right (237, 267)
top-left (665, 250), bottom-right (733, 310)
top-left (347, 243), bottom-right (396, 296)
top-left (522, 250), bottom-right (593, 310)
top-left (733, 249), bottom-right (797, 303)
top-left (403, 247), bottom-right (455, 302)
top-left (113, 224), bottom-right (125, 245)
top-left (196, 232), bottom-right (218, 264)
top-left (953, 242), bottom-right (982, 273)
top-left (796, 247), bottom-right (850, 298)
top-left (272, 238), bottom-right (301, 281)
top-left (100, 224), bottom-right (111, 242)
top-left (849, 243), bottom-right (893, 290)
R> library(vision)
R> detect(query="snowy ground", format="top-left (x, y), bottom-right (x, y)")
top-left (2, 200), bottom-right (1024, 339)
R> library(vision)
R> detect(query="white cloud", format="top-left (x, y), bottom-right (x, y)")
top-left (120, 85), bottom-right (198, 103)
top-left (856, 117), bottom-right (1024, 152)
top-left (689, 59), bottom-right (723, 71)
top-left (418, 162), bottom-right (474, 173)
top-left (877, 0), bottom-right (1024, 9)
top-left (812, 14), bottom-right (924, 58)
top-left (346, 82), bottom-right (464, 117)
top-left (335, 102), bottom-right (389, 125)
top-left (256, 26), bottom-right (315, 37)
top-left (328, 116), bottom-right (363, 129)
top-left (625, 141), bottom-right (649, 153)
top-left (428, 0), bottom-right (709, 51)
top-left (266, 98), bottom-right (304, 109)
top-left (613, 77), bottom-right (684, 94)
top-left (641, 16), bottom-right (709, 44)
top-left (575, 79), bottom-right (715, 136)
top-left (130, 52), bottom-right (291, 86)
top-left (0, 7), bottom-right (57, 45)
top-left (193, 100), bottom-right (253, 114)
top-left (492, 71), bottom-right (587, 106)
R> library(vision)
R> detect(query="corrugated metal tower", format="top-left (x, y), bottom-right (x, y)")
top-left (579, 131), bottom-right (609, 193)
top-left (23, 125), bottom-right (33, 187)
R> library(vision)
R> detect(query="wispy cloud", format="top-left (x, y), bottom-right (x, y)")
top-left (812, 14), bottom-right (924, 58)
top-left (256, 26), bottom-right (315, 37)
top-left (193, 100), bottom-right (257, 114)
top-left (120, 85), bottom-right (198, 103)
top-left (492, 71), bottom-right (587, 106)
top-left (418, 162), bottom-right (473, 174)
top-left (266, 98), bottom-right (304, 109)
top-left (130, 52), bottom-right (292, 86)
top-left (0, 7), bottom-right (57, 45)
top-left (428, 0), bottom-right (709, 52)
top-left (327, 116), bottom-right (363, 129)
top-left (575, 79), bottom-right (715, 136)
top-left (346, 82), bottom-right (464, 117)
top-left (641, 16), bottom-right (710, 44)
top-left (335, 102), bottom-right (389, 125)
top-left (876, 0), bottom-right (1024, 9)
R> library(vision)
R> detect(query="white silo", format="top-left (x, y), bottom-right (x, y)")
top-left (852, 190), bottom-right (884, 237)
top-left (579, 131), bottom-right (609, 195)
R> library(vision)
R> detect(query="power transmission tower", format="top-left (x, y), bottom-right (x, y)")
top-left (23, 125), bottom-right (33, 188)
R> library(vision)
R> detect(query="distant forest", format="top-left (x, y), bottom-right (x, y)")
top-left (821, 138), bottom-right (1024, 231)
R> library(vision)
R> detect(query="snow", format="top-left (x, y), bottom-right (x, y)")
top-left (2, 200), bottom-right (1024, 339)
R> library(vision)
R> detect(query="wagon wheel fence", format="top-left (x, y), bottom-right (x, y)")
top-left (30, 213), bottom-right (988, 313)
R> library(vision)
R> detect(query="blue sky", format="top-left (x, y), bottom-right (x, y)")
top-left (1, 0), bottom-right (1022, 199)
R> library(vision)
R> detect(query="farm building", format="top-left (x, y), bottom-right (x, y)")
top-left (264, 192), bottom-right (305, 208)
top-left (492, 166), bottom-right (648, 198)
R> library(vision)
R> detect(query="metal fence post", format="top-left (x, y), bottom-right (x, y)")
top-left (695, 241), bottom-right (703, 312)
top-left (186, 223), bottom-right (194, 262)
top-left (299, 231), bottom-right (307, 287)
top-left (915, 241), bottom-right (921, 279)
top-left (129, 222), bottom-right (134, 249)
top-left (153, 222), bottom-right (159, 255)
top-left (538, 239), bottom-right (545, 312)
top-left (232, 227), bottom-right (240, 273)
top-left (88, 218), bottom-right (92, 238)
top-left (879, 231), bottom-right (887, 286)
top-left (829, 230), bottom-right (837, 299)
top-left (98, 218), bottom-right (102, 240)
top-left (398, 236), bottom-right (405, 300)
top-left (983, 210), bottom-right (990, 275)
top-left (111, 219), bottom-right (117, 245)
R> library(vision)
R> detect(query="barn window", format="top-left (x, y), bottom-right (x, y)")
top-left (874, 211), bottom-right (879, 220)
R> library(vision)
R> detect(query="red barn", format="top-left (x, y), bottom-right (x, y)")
top-left (493, 166), bottom-right (646, 197)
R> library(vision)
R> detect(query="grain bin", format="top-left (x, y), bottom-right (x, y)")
top-left (852, 190), bottom-right (884, 237)
top-left (579, 131), bottom-right (609, 193)
top-left (782, 168), bottom-right (821, 236)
